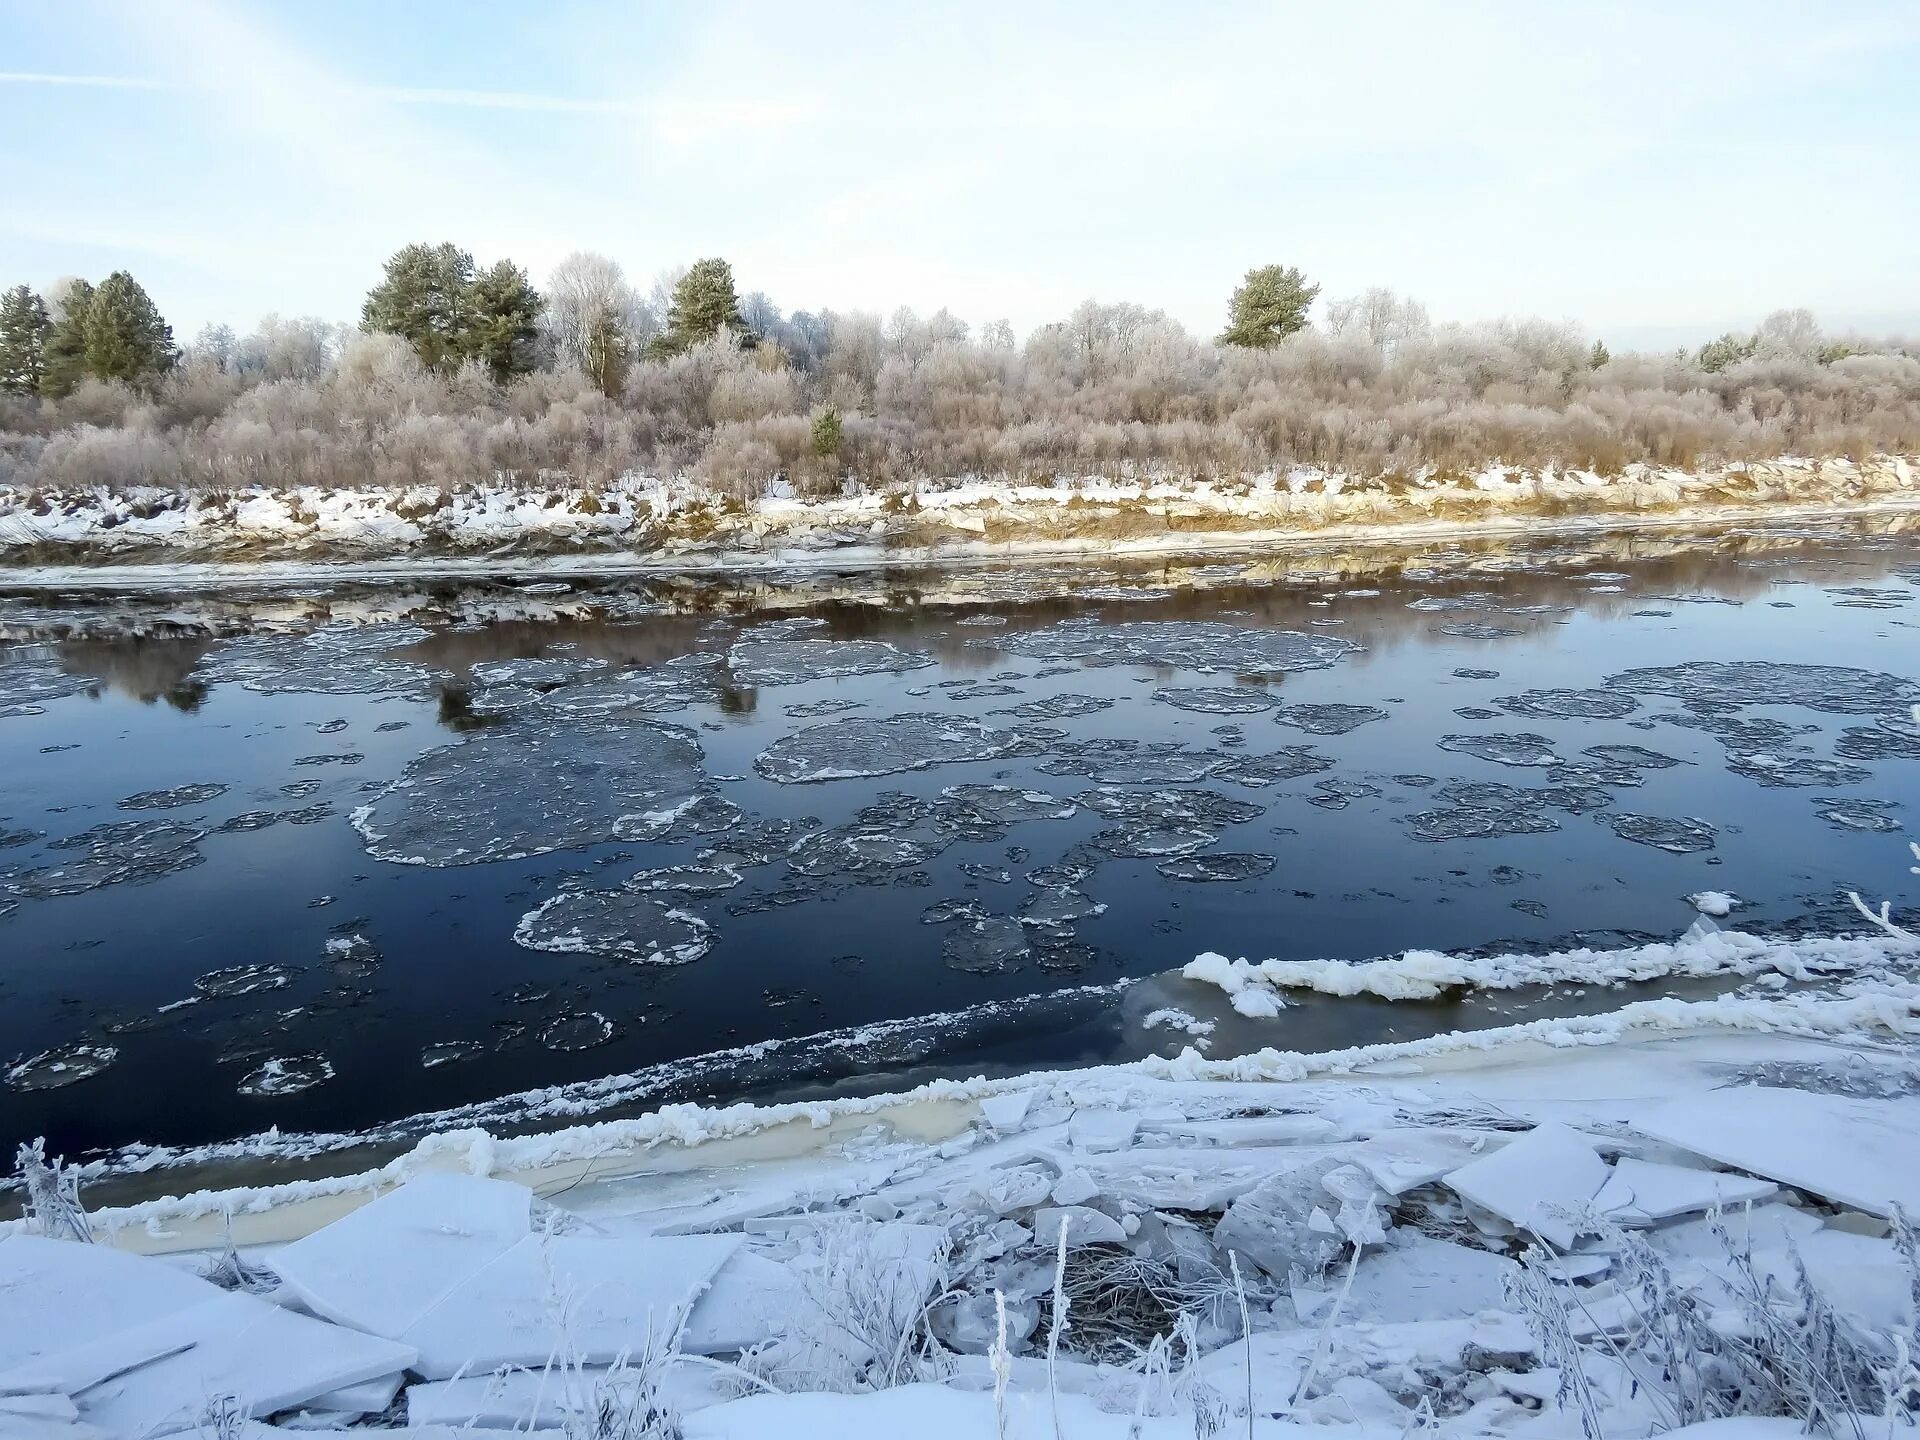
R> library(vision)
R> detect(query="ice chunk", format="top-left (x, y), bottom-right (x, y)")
top-left (993, 693), bottom-right (1113, 720)
top-left (679, 1251), bottom-right (797, 1354)
top-left (754, 713), bottom-right (1042, 783)
top-left (1272, 702), bottom-right (1389, 735)
top-left (1631, 1086), bottom-right (1920, 1217)
top-left (1593, 1157), bottom-right (1777, 1224)
top-left (271, 1173), bottom-right (533, 1335)
top-left (979, 619), bottom-right (1360, 674)
top-left (1725, 750), bottom-right (1873, 788)
top-left (1151, 686), bottom-right (1279, 714)
top-left (1031, 1206), bottom-right (1127, 1248)
top-left (192, 623), bottom-right (445, 698)
top-left (4, 820), bottom-right (204, 898)
top-left (1495, 688), bottom-right (1638, 719)
top-left (978, 1091), bottom-right (1035, 1132)
top-left (1687, 890), bottom-right (1738, 917)
top-left (5, 1042), bottom-right (117, 1091)
top-left (727, 637), bottom-right (933, 687)
top-left (1608, 660), bottom-right (1920, 714)
top-left (514, 890), bottom-right (713, 963)
top-left (398, 1233), bottom-right (740, 1378)
top-left (1436, 732), bottom-right (1561, 766)
top-left (1442, 1122), bottom-right (1608, 1249)
top-left (115, 783), bottom-right (229, 811)
top-left (0, 1235), bottom-right (218, 1382)
top-left (1155, 852), bottom-right (1275, 882)
top-left (943, 917), bottom-right (1030, 973)
top-left (69, 1296), bottom-right (414, 1435)
top-left (1067, 1110), bottom-right (1139, 1153)
top-left (353, 717), bottom-right (711, 865)
top-left (1605, 811), bottom-right (1717, 852)
top-left (1213, 1157), bottom-right (1352, 1280)
top-left (1403, 805), bottom-right (1558, 841)
top-left (237, 1054), bottom-right (333, 1097)
top-left (1814, 797), bottom-right (1901, 832)
top-left (1299, 1232), bottom-right (1517, 1325)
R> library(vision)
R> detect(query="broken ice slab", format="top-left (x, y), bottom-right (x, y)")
top-left (1066, 1109), bottom-right (1139, 1153)
top-left (68, 1292), bottom-right (418, 1438)
top-left (1630, 1086), bottom-right (1920, 1217)
top-left (1031, 1205), bottom-right (1127, 1248)
top-left (0, 1234), bottom-right (220, 1386)
top-left (1592, 1156), bottom-right (1777, 1224)
top-left (269, 1173), bottom-right (533, 1337)
top-left (1293, 1231), bottom-right (1518, 1325)
top-left (1442, 1122), bottom-right (1609, 1250)
top-left (977, 1090), bottom-right (1036, 1132)
top-left (399, 1232), bottom-right (741, 1378)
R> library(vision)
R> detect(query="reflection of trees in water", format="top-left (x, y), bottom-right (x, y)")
top-left (397, 614), bottom-right (717, 675)
top-left (56, 639), bottom-right (211, 708)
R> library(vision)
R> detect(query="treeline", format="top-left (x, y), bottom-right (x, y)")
top-left (1, 246), bottom-right (1918, 498)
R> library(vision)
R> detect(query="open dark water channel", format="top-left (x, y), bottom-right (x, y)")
top-left (3, 518), bottom-right (1919, 1186)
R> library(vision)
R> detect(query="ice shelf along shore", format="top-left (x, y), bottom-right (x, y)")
top-left (6, 924), bottom-right (1920, 1437)
top-left (0, 454), bottom-right (1916, 572)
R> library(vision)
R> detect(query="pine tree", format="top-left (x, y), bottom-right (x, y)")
top-left (648, 258), bottom-right (745, 358)
top-left (361, 243), bottom-right (476, 371)
top-left (810, 407), bottom-right (842, 459)
top-left (1219, 264), bottom-right (1320, 348)
top-left (0, 285), bottom-right (52, 395)
top-left (464, 259), bottom-right (542, 383)
top-left (39, 279), bottom-right (94, 399)
top-left (1588, 340), bottom-right (1611, 370)
top-left (82, 271), bottom-right (178, 386)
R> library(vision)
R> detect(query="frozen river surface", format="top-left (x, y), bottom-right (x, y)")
top-left (3, 518), bottom-right (1918, 1171)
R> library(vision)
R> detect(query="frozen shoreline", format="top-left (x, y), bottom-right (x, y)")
top-left (1, 455), bottom-right (1916, 590)
top-left (6, 926), bottom-right (1920, 1437)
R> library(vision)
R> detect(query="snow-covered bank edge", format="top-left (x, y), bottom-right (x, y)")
top-left (2, 454), bottom-right (1917, 585)
top-left (31, 929), bottom-right (1920, 1254)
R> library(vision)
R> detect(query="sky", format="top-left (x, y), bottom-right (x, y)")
top-left (4, 0), bottom-right (1918, 349)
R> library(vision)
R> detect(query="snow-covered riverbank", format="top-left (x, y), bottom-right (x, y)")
top-left (7, 926), bottom-right (1920, 1437)
top-left (1, 456), bottom-right (1916, 576)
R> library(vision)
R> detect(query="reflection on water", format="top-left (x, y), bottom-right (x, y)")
top-left (1, 514), bottom-right (1917, 1198)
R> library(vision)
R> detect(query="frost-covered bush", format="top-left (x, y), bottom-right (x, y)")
top-left (2, 292), bottom-right (1916, 495)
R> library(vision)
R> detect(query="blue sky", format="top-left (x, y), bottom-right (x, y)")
top-left (4, 1), bottom-right (1918, 347)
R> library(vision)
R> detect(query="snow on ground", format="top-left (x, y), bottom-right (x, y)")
top-left (6, 927), bottom-right (1920, 1436)
top-left (1, 455), bottom-right (1916, 573)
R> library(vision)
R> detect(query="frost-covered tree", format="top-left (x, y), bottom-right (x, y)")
top-left (233, 315), bottom-right (339, 381)
top-left (649, 258), bottom-right (745, 359)
top-left (543, 252), bottom-right (647, 395)
top-left (738, 290), bottom-right (781, 339)
top-left (1756, 307), bottom-right (1822, 357)
top-left (39, 278), bottom-right (93, 399)
top-left (361, 242), bottom-right (477, 372)
top-left (465, 259), bottom-right (543, 383)
top-left (83, 271), bottom-right (177, 387)
top-left (189, 322), bottom-right (236, 373)
top-left (981, 318), bottom-right (1016, 350)
top-left (0, 285), bottom-right (51, 395)
top-left (1220, 264), bottom-right (1319, 348)
top-left (1325, 287), bottom-right (1429, 356)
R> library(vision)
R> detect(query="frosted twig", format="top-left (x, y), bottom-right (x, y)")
top-left (1048, 1212), bottom-right (1070, 1440)
top-left (991, 1289), bottom-right (1011, 1440)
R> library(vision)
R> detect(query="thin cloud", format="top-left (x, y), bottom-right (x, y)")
top-left (0, 70), bottom-right (170, 89)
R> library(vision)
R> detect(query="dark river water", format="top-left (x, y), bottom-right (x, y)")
top-left (3, 518), bottom-right (1918, 1186)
